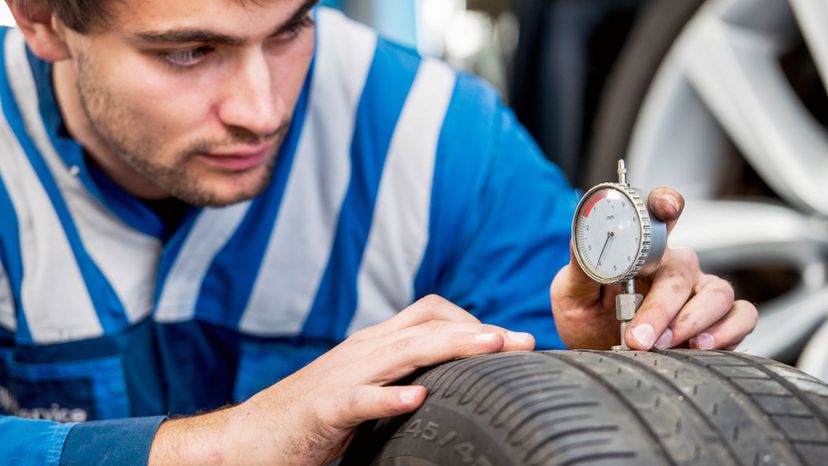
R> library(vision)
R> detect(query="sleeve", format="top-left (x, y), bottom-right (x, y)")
top-left (0, 416), bottom-right (75, 465)
top-left (59, 416), bottom-right (167, 466)
top-left (416, 73), bottom-right (579, 350)
top-left (0, 415), bottom-right (165, 466)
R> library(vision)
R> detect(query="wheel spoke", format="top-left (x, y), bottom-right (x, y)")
top-left (675, 3), bottom-right (828, 216)
top-left (627, 65), bottom-right (731, 199)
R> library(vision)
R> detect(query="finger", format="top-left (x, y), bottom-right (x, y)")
top-left (656, 275), bottom-right (735, 349)
top-left (626, 248), bottom-right (698, 350)
top-left (688, 300), bottom-right (758, 350)
top-left (647, 187), bottom-right (684, 235)
top-left (394, 320), bottom-right (535, 352)
top-left (550, 252), bottom-right (619, 350)
top-left (552, 243), bottom-right (603, 302)
top-left (351, 295), bottom-right (479, 340)
top-left (325, 385), bottom-right (427, 430)
top-left (369, 332), bottom-right (508, 383)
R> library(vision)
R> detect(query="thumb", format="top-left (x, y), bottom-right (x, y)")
top-left (555, 241), bottom-right (602, 302)
top-left (328, 385), bottom-right (426, 431)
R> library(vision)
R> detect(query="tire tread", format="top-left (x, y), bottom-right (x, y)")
top-left (344, 350), bottom-right (828, 465)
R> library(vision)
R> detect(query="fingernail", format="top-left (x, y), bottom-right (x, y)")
top-left (475, 333), bottom-right (499, 342)
top-left (507, 331), bottom-right (532, 344)
top-left (654, 328), bottom-right (673, 350)
top-left (631, 323), bottom-right (655, 349)
top-left (666, 195), bottom-right (680, 213)
top-left (691, 333), bottom-right (715, 350)
top-left (400, 388), bottom-right (420, 404)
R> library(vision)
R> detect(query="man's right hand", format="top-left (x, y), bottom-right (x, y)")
top-left (148, 295), bottom-right (535, 465)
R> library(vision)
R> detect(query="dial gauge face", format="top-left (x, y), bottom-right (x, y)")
top-left (574, 187), bottom-right (644, 283)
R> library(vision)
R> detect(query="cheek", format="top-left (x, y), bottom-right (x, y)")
top-left (99, 59), bottom-right (214, 135)
top-left (269, 35), bottom-right (315, 111)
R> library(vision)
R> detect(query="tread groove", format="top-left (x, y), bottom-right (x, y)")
top-left (476, 378), bottom-right (576, 415)
top-left (522, 426), bottom-right (619, 463)
top-left (506, 400), bottom-right (600, 440)
top-left (543, 351), bottom-right (675, 466)
top-left (433, 354), bottom-right (503, 395)
top-left (455, 360), bottom-right (538, 404)
top-left (559, 451), bottom-right (637, 466)
top-left (492, 397), bottom-right (588, 429)
top-left (513, 412), bottom-right (611, 448)
top-left (598, 350), bottom-right (741, 463)
top-left (660, 350), bottom-right (808, 464)
top-left (723, 351), bottom-right (828, 431)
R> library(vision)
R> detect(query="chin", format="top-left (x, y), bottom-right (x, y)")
top-left (190, 174), bottom-right (271, 207)
top-left (157, 160), bottom-right (274, 207)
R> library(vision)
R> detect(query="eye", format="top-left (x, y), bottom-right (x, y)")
top-left (161, 46), bottom-right (212, 69)
top-left (279, 15), bottom-right (314, 40)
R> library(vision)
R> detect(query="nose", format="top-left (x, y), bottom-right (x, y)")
top-left (217, 50), bottom-right (285, 137)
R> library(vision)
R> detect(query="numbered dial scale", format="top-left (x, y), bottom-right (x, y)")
top-left (572, 173), bottom-right (667, 285)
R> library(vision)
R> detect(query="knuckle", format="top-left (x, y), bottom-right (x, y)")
top-left (405, 295), bottom-right (447, 321)
top-left (708, 278), bottom-right (735, 308)
top-left (343, 389), bottom-right (362, 414)
top-left (739, 299), bottom-right (759, 320)
top-left (718, 281), bottom-right (736, 303)
top-left (711, 275), bottom-right (734, 292)
top-left (418, 294), bottom-right (448, 309)
top-left (663, 269), bottom-right (691, 292)
top-left (671, 247), bottom-right (699, 270)
top-left (482, 324), bottom-right (505, 335)
top-left (685, 249), bottom-right (700, 269)
top-left (669, 279), bottom-right (686, 296)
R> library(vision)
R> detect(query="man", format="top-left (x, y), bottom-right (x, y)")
top-left (0, 0), bottom-right (757, 464)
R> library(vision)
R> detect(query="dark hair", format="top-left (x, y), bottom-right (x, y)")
top-left (12, 0), bottom-right (113, 32)
top-left (14, 0), bottom-right (268, 33)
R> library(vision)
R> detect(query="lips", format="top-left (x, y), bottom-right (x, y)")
top-left (197, 142), bottom-right (275, 171)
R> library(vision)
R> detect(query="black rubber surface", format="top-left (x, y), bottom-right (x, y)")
top-left (343, 350), bottom-right (828, 465)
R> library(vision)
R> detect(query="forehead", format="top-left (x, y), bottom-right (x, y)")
top-left (109, 0), bottom-right (307, 33)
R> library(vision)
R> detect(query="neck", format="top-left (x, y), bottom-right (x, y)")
top-left (52, 60), bottom-right (169, 200)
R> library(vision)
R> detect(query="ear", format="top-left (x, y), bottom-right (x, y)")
top-left (5, 0), bottom-right (72, 62)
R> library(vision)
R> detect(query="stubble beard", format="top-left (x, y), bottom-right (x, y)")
top-left (74, 55), bottom-right (282, 207)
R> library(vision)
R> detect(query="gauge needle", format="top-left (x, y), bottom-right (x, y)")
top-left (597, 231), bottom-right (614, 266)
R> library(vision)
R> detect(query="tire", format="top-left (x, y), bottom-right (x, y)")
top-left (342, 350), bottom-right (828, 465)
top-left (584, 0), bottom-right (704, 187)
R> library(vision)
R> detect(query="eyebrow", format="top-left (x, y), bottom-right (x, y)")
top-left (134, 0), bottom-right (318, 46)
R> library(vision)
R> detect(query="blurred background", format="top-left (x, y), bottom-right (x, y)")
top-left (0, 5), bottom-right (12, 26)
top-left (2, 1), bottom-right (827, 378)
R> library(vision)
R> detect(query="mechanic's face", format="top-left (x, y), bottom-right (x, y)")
top-left (61, 0), bottom-right (315, 206)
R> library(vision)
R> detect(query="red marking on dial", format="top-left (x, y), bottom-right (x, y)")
top-left (582, 190), bottom-right (607, 218)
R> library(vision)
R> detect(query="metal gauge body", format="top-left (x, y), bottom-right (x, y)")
top-left (572, 182), bottom-right (667, 285)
